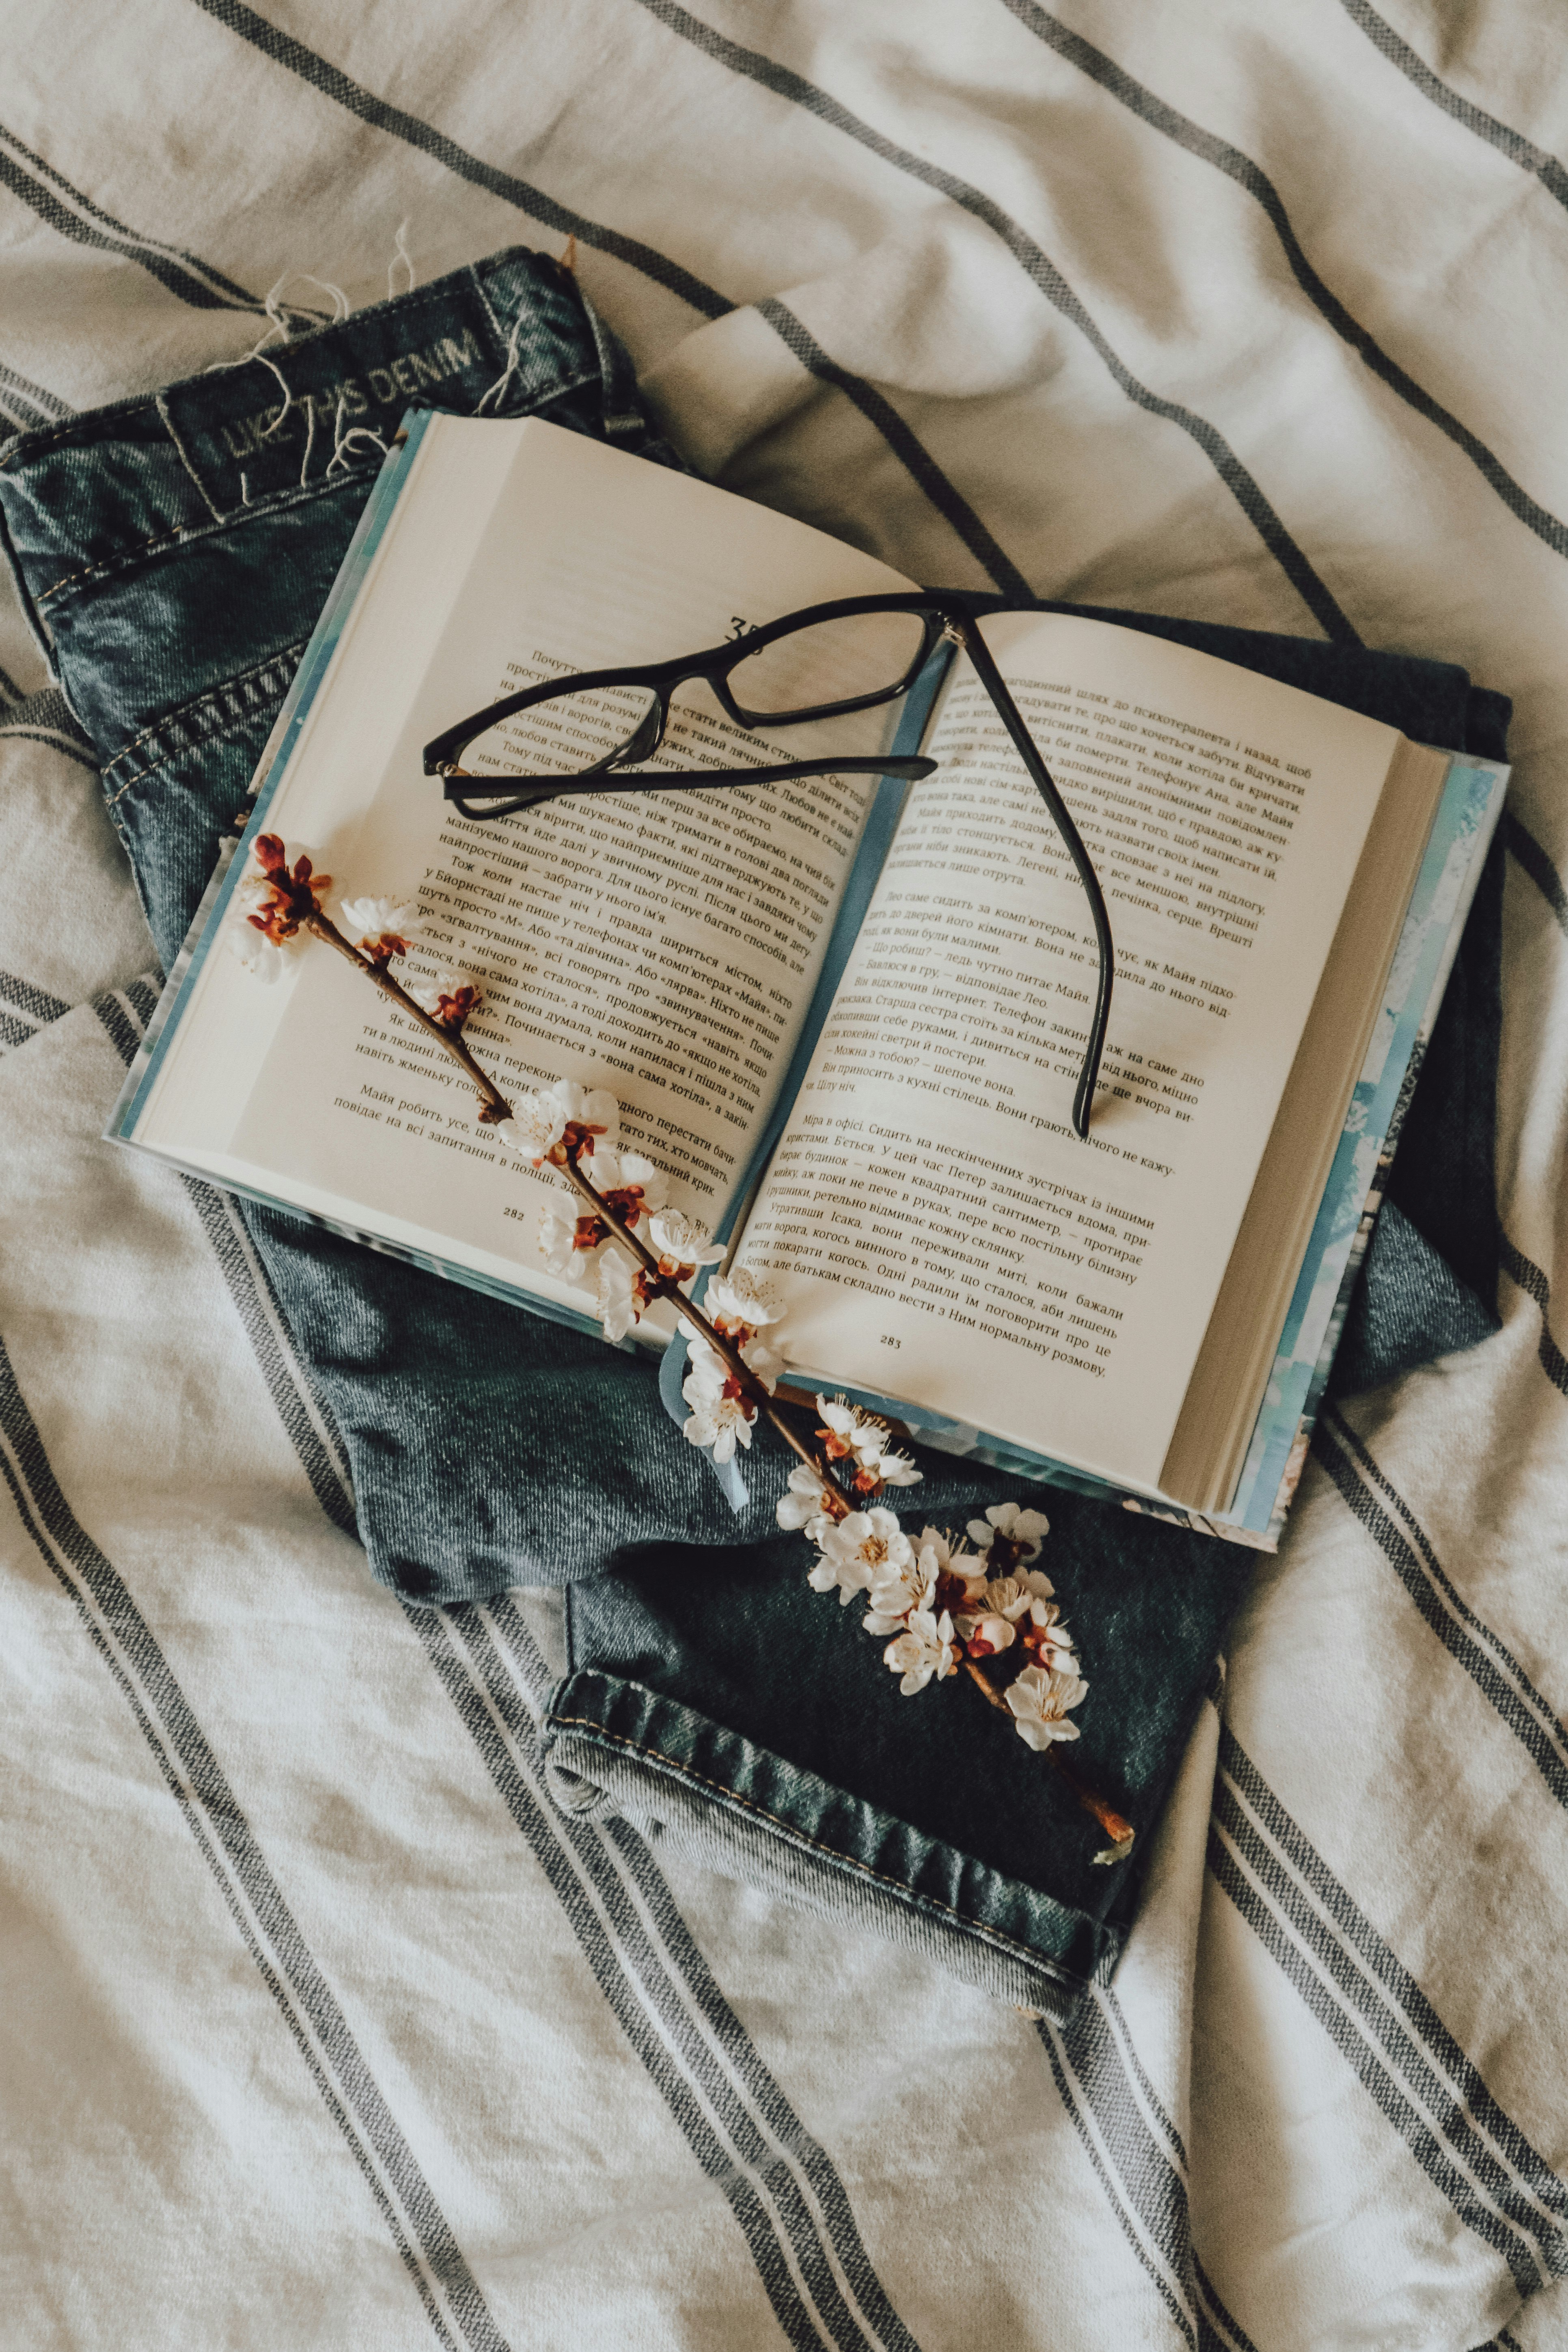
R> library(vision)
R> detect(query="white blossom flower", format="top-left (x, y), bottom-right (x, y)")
top-left (1020, 1605), bottom-right (1077, 1675)
top-left (1005, 1663), bottom-right (1088, 1749)
top-left (682, 1386), bottom-right (756, 1464)
top-left (807, 1508), bottom-right (914, 1610)
top-left (585, 1144), bottom-right (668, 1218)
top-left (647, 1209), bottom-right (725, 1270)
top-left (227, 921), bottom-right (291, 982)
top-left (538, 1201), bottom-right (600, 1281)
top-left (500, 1079), bottom-right (619, 1164)
top-left (681, 1335), bottom-right (725, 1397)
top-left (705, 1268), bottom-right (785, 1329)
top-left (958, 1612), bottom-right (1016, 1659)
top-left (978, 1575), bottom-right (1033, 1623)
top-left (814, 1397), bottom-right (920, 1490)
top-left (229, 852), bottom-right (313, 981)
top-left (539, 1203), bottom-right (576, 1277)
top-left (862, 1541), bottom-right (936, 1637)
top-left (917, 1529), bottom-right (987, 1603)
top-left (882, 1608), bottom-right (958, 1695)
top-left (597, 1248), bottom-right (641, 1342)
top-left (337, 891), bottom-right (418, 944)
top-left (775, 1464), bottom-right (835, 1537)
top-left (967, 1500), bottom-right (1050, 1564)
top-left (407, 966), bottom-right (477, 1022)
top-left (739, 1334), bottom-right (785, 1393)
top-left (817, 1397), bottom-right (858, 1445)
top-left (233, 864), bottom-right (274, 918)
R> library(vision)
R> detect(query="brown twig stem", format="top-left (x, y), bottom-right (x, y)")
top-left (316, 916), bottom-right (1133, 1854)
top-left (964, 1658), bottom-right (1133, 1846)
top-left (305, 911), bottom-right (515, 1122)
top-left (555, 1149), bottom-right (833, 1483)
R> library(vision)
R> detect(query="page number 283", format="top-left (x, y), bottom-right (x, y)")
top-left (879, 1334), bottom-right (901, 1350)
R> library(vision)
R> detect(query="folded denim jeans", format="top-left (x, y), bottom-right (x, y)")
top-left (0, 246), bottom-right (1509, 2014)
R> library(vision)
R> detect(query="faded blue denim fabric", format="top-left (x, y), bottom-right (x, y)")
top-left (0, 247), bottom-right (1509, 2014)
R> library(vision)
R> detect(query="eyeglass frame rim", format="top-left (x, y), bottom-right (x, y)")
top-left (421, 589), bottom-right (1114, 1138)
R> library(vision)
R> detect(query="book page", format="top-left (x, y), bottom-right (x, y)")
top-left (183, 419), bottom-right (918, 1308)
top-left (735, 611), bottom-right (1403, 1490)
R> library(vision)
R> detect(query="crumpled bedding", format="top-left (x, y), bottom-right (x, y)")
top-left (3, 3), bottom-right (1568, 2346)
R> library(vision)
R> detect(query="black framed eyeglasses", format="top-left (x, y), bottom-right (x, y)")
top-left (422, 590), bottom-right (1113, 1139)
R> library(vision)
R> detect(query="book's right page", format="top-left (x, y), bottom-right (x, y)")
top-left (733, 611), bottom-right (1426, 1496)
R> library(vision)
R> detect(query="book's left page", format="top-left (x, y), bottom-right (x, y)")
top-left (119, 415), bottom-right (919, 1326)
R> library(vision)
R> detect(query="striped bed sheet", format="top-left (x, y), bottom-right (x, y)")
top-left (2, 4), bottom-right (1567, 2346)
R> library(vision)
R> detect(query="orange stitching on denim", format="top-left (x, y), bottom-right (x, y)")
top-left (104, 676), bottom-right (300, 807)
top-left (105, 639), bottom-right (308, 774)
top-left (38, 518), bottom-right (188, 605)
top-left (548, 1710), bottom-right (1083, 1980)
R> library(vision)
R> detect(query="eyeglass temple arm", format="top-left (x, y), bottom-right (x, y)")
top-left (951, 620), bottom-right (1113, 1142)
top-left (442, 753), bottom-right (936, 808)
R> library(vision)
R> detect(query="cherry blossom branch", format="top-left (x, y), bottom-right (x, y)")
top-left (554, 1146), bottom-right (838, 1485)
top-left (230, 834), bottom-right (1134, 1857)
top-left (960, 1658), bottom-right (1134, 1848)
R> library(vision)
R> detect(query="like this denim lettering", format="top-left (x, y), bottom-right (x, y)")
top-left (0, 245), bottom-right (1508, 2014)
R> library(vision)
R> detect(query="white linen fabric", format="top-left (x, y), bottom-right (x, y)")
top-left (3, 3), bottom-right (1567, 2345)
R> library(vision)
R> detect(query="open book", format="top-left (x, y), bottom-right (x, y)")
top-left (111, 414), bottom-right (1507, 1546)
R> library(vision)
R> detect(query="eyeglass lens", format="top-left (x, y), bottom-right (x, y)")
top-left (724, 609), bottom-right (928, 722)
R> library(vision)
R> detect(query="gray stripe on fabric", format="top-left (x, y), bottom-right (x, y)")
top-left (123, 976), bottom-right (161, 1027)
top-left (0, 358), bottom-right (69, 429)
top-left (1215, 1732), bottom-right (1568, 2278)
top-left (600, 1815), bottom-right (925, 2352)
top-left (1037, 2020), bottom-right (1199, 2345)
top-left (10, 683), bottom-right (94, 744)
top-left (1044, 1995), bottom-right (1197, 2326)
top-left (90, 987), bottom-right (142, 1067)
top-left (756, 300), bottom-right (1031, 597)
top-left (0, 1007), bottom-right (34, 1048)
top-left (1214, 1776), bottom-right (1568, 2266)
top-left (85, 977), bottom-right (358, 1524)
top-left (405, 1604), bottom-right (842, 2352)
top-left (626, 0), bottom-right (1360, 646)
top-left (0, 969), bottom-right (69, 1023)
top-left (1001, 0), bottom-right (1568, 562)
top-left (0, 124), bottom-right (259, 306)
top-left (0, 124), bottom-right (261, 313)
top-left (182, 0), bottom-right (732, 321)
top-left (0, 724), bottom-right (99, 771)
top-left (1505, 811), bottom-right (1568, 938)
top-left (1313, 1412), bottom-right (1568, 1795)
top-left (0, 1341), bottom-right (512, 2352)
top-left (1102, 1986), bottom-right (1187, 2173)
top-left (1336, 0), bottom-right (1568, 214)
top-left (450, 1601), bottom-right (905, 2352)
top-left (1322, 1408), bottom-right (1568, 1757)
top-left (1206, 1811), bottom-right (1549, 2294)
top-left (1191, 2256), bottom-right (1262, 2352)
top-left (184, 1185), bottom-right (360, 1528)
top-left (481, 1596), bottom-right (927, 2352)
top-left (1499, 1237), bottom-right (1568, 1398)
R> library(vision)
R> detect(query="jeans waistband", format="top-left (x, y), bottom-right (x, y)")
top-left (0, 245), bottom-right (634, 637)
